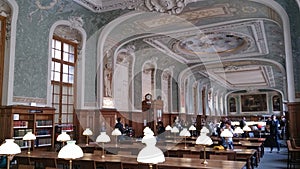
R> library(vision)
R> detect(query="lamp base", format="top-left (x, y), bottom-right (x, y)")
top-left (201, 160), bottom-right (208, 165)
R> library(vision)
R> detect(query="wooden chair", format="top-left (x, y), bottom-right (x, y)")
top-left (18, 164), bottom-right (34, 169)
top-left (287, 140), bottom-right (300, 169)
top-left (209, 154), bottom-right (228, 160)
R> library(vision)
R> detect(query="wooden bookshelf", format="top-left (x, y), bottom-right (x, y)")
top-left (0, 105), bottom-right (55, 149)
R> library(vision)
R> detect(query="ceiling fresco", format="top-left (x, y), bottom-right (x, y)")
top-left (74, 0), bottom-right (287, 97)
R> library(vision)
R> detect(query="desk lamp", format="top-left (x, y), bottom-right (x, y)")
top-left (0, 139), bottom-right (21, 169)
top-left (221, 129), bottom-right (233, 150)
top-left (195, 128), bottom-right (213, 165)
top-left (57, 131), bottom-right (71, 146)
top-left (179, 128), bottom-right (191, 149)
top-left (137, 127), bottom-right (165, 169)
top-left (22, 131), bottom-right (36, 154)
top-left (170, 126), bottom-right (179, 142)
top-left (58, 140), bottom-right (83, 169)
top-left (242, 125), bottom-right (252, 137)
top-left (82, 128), bottom-right (93, 145)
top-left (189, 125), bottom-right (196, 136)
top-left (96, 132), bottom-right (111, 158)
top-left (233, 127), bottom-right (244, 137)
top-left (165, 125), bottom-right (172, 138)
top-left (111, 128), bottom-right (122, 147)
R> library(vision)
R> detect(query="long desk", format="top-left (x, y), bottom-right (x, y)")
top-left (15, 150), bottom-right (247, 169)
top-left (80, 143), bottom-right (255, 169)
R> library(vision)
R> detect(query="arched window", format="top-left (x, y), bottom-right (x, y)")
top-left (50, 23), bottom-right (83, 126)
top-left (229, 97), bottom-right (236, 112)
top-left (272, 95), bottom-right (281, 111)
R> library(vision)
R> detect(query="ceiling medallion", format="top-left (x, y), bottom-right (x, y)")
top-left (176, 32), bottom-right (248, 55)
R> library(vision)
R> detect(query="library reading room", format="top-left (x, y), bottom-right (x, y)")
top-left (0, 0), bottom-right (300, 169)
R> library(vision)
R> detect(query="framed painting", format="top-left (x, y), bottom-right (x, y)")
top-left (241, 94), bottom-right (267, 112)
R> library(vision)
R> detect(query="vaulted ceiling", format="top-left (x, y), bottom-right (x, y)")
top-left (74, 0), bottom-right (288, 98)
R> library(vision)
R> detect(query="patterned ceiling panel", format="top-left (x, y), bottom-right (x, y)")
top-left (143, 20), bottom-right (268, 63)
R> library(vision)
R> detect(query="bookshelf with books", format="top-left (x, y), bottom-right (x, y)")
top-left (0, 105), bottom-right (55, 149)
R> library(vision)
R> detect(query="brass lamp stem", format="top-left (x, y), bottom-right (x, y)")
top-left (7, 155), bottom-right (10, 169)
top-left (202, 145), bottom-right (208, 165)
top-left (116, 135), bottom-right (119, 147)
top-left (69, 160), bottom-right (72, 169)
top-left (101, 142), bottom-right (105, 158)
top-left (184, 136), bottom-right (187, 149)
top-left (86, 136), bottom-right (89, 145)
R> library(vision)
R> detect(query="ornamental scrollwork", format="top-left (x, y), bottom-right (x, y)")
top-left (144, 0), bottom-right (186, 14)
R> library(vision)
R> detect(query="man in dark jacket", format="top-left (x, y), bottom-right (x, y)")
top-left (269, 114), bottom-right (280, 153)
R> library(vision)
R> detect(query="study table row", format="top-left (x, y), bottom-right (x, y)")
top-left (80, 143), bottom-right (257, 169)
top-left (14, 150), bottom-right (247, 169)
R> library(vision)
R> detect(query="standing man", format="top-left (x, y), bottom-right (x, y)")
top-left (239, 117), bottom-right (247, 137)
top-left (269, 114), bottom-right (280, 153)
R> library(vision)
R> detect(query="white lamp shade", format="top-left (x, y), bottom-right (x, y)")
top-left (23, 131), bottom-right (36, 140)
top-left (137, 130), bottom-right (165, 164)
top-left (242, 125), bottom-right (252, 132)
top-left (57, 131), bottom-right (71, 142)
top-left (220, 129), bottom-right (233, 138)
top-left (83, 128), bottom-right (93, 136)
top-left (171, 126), bottom-right (179, 133)
top-left (179, 128), bottom-right (191, 137)
top-left (111, 128), bottom-right (122, 136)
top-left (233, 127), bottom-right (244, 134)
top-left (143, 127), bottom-right (154, 136)
top-left (0, 139), bottom-right (21, 155)
top-left (58, 140), bottom-right (83, 159)
top-left (189, 125), bottom-right (196, 131)
top-left (96, 132), bottom-right (111, 143)
top-left (165, 125), bottom-right (172, 131)
top-left (200, 126), bottom-right (210, 134)
top-left (195, 134), bottom-right (213, 145)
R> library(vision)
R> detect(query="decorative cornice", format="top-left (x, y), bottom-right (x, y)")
top-left (72, 0), bottom-right (199, 13)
